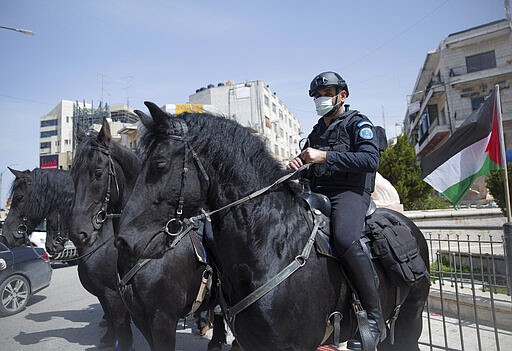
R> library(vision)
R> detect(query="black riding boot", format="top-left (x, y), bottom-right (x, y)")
top-left (340, 240), bottom-right (384, 351)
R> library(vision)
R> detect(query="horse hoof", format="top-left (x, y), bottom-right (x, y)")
top-left (97, 340), bottom-right (114, 349)
top-left (207, 341), bottom-right (222, 351)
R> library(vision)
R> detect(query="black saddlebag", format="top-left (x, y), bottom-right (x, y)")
top-left (364, 213), bottom-right (428, 287)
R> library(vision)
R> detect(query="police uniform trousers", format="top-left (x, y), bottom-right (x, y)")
top-left (327, 189), bottom-right (370, 255)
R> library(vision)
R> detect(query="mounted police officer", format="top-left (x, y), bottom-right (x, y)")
top-left (288, 71), bottom-right (384, 350)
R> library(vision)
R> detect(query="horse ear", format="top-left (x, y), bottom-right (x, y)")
top-left (8, 167), bottom-right (29, 179)
top-left (144, 101), bottom-right (169, 127)
top-left (134, 109), bottom-right (153, 129)
top-left (76, 125), bottom-right (86, 143)
top-left (98, 118), bottom-right (112, 144)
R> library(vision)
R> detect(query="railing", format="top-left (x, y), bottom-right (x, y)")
top-left (418, 225), bottom-right (512, 351)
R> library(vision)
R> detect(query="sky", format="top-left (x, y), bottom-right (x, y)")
top-left (0, 0), bottom-right (507, 206)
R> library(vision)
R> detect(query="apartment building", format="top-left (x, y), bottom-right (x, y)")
top-left (189, 80), bottom-right (303, 162)
top-left (405, 19), bottom-right (512, 157)
top-left (405, 19), bottom-right (512, 203)
top-left (39, 100), bottom-right (76, 170)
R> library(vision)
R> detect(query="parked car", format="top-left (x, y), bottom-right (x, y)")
top-left (30, 222), bottom-right (78, 264)
top-left (0, 242), bottom-right (53, 316)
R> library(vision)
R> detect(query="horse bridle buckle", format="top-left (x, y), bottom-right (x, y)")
top-left (93, 210), bottom-right (107, 230)
top-left (164, 218), bottom-right (183, 236)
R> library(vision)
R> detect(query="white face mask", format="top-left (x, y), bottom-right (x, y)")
top-left (314, 96), bottom-right (335, 116)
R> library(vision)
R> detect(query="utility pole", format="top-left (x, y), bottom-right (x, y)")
top-left (381, 105), bottom-right (387, 132)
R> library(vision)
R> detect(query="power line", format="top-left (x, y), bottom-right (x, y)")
top-left (341, 0), bottom-right (451, 70)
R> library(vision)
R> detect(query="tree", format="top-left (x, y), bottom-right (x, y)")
top-left (486, 166), bottom-right (511, 216)
top-left (379, 134), bottom-right (449, 210)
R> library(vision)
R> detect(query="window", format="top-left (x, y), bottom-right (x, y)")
top-left (40, 142), bottom-right (51, 149)
top-left (466, 51), bottom-right (496, 73)
top-left (66, 116), bottom-right (69, 123)
top-left (471, 96), bottom-right (485, 111)
top-left (40, 119), bottom-right (58, 127)
top-left (272, 103), bottom-right (276, 113)
top-left (279, 110), bottom-right (283, 120)
top-left (265, 116), bottom-right (271, 128)
top-left (40, 130), bottom-right (58, 138)
top-left (264, 95), bottom-right (269, 106)
top-left (274, 144), bottom-right (279, 155)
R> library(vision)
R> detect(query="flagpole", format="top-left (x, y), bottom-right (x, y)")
top-left (497, 84), bottom-right (512, 295)
top-left (496, 84), bottom-right (512, 222)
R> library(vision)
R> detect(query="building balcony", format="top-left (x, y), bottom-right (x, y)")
top-left (415, 122), bottom-right (451, 157)
top-left (448, 62), bottom-right (512, 86)
top-left (409, 85), bottom-right (445, 132)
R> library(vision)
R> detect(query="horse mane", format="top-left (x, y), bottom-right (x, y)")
top-left (137, 112), bottom-right (295, 190)
top-left (9, 168), bottom-right (73, 220)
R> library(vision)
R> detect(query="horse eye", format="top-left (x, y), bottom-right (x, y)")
top-left (14, 195), bottom-right (24, 201)
top-left (153, 160), bottom-right (168, 170)
top-left (94, 169), bottom-right (103, 179)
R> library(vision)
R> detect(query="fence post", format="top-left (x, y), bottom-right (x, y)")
top-left (503, 222), bottom-right (512, 294)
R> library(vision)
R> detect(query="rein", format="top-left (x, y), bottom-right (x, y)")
top-left (146, 121), bottom-right (319, 335)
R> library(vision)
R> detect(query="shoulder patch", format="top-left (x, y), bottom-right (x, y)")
top-left (357, 121), bottom-right (373, 128)
top-left (359, 127), bottom-right (374, 140)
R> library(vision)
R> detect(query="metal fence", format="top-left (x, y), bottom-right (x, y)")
top-left (418, 225), bottom-right (512, 351)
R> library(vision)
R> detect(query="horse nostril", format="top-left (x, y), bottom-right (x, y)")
top-left (78, 231), bottom-right (90, 244)
top-left (114, 236), bottom-right (131, 253)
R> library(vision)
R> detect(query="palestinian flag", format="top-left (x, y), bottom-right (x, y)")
top-left (420, 88), bottom-right (503, 206)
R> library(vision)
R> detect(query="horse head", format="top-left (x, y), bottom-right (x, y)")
top-left (70, 119), bottom-right (135, 248)
top-left (115, 102), bottom-right (208, 260)
top-left (2, 168), bottom-right (42, 248)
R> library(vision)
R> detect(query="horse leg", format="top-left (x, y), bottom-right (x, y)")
top-left (97, 297), bottom-right (116, 349)
top-left (150, 312), bottom-right (178, 351)
top-left (105, 290), bottom-right (133, 351)
top-left (378, 281), bottom-right (429, 351)
top-left (208, 309), bottom-right (226, 351)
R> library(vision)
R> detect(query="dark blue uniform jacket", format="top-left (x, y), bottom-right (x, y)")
top-left (306, 110), bottom-right (380, 194)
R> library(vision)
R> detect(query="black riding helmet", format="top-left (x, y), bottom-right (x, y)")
top-left (309, 71), bottom-right (349, 97)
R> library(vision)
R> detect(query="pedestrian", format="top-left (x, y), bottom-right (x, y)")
top-left (288, 71), bottom-right (384, 350)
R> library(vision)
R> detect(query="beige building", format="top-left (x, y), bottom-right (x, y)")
top-left (405, 19), bottom-right (512, 203)
top-left (39, 101), bottom-right (138, 169)
top-left (189, 80), bottom-right (303, 162)
top-left (39, 100), bottom-right (76, 170)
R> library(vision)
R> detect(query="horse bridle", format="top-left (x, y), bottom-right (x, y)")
top-left (90, 146), bottom-right (121, 230)
top-left (14, 216), bottom-right (30, 241)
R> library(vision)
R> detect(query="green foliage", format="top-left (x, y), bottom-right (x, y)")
top-left (486, 165), bottom-right (512, 216)
top-left (379, 134), bottom-right (450, 210)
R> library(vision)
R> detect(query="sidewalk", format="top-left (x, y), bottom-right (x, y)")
top-left (194, 309), bottom-right (512, 350)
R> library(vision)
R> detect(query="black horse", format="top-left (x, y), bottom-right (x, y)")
top-left (70, 122), bottom-right (139, 351)
top-left (71, 119), bottom-right (230, 351)
top-left (1, 167), bottom-right (73, 256)
top-left (115, 102), bottom-right (430, 351)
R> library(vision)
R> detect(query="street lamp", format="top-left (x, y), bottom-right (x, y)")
top-left (0, 25), bottom-right (34, 36)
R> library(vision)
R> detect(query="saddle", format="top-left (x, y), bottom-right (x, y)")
top-left (301, 191), bottom-right (428, 287)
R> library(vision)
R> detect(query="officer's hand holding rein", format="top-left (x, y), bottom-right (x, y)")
top-left (288, 156), bottom-right (303, 170)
